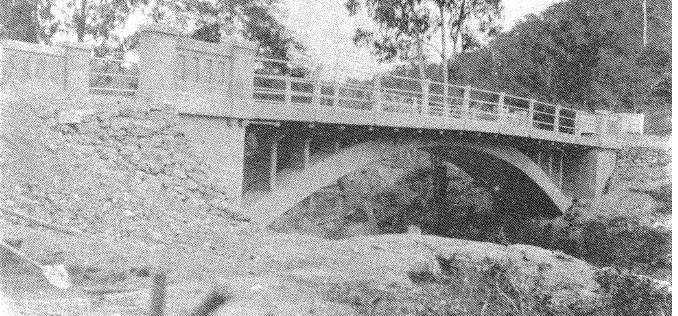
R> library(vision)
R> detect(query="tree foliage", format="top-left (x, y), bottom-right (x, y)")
top-left (1, 0), bottom-right (302, 59)
top-left (345, 0), bottom-right (501, 81)
top-left (0, 0), bottom-right (58, 43)
top-left (449, 0), bottom-right (671, 112)
top-left (170, 0), bottom-right (304, 60)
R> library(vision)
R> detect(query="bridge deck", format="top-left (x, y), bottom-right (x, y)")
top-left (203, 58), bottom-right (629, 149)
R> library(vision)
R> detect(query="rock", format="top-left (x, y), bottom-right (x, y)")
top-left (58, 108), bottom-right (97, 125)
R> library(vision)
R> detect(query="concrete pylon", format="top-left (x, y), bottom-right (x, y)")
top-left (569, 148), bottom-right (617, 201)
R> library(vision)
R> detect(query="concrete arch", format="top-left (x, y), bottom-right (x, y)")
top-left (424, 141), bottom-right (572, 215)
top-left (242, 138), bottom-right (571, 226)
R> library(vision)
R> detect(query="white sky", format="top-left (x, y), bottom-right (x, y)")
top-left (99, 0), bottom-right (563, 68)
top-left (280, 0), bottom-right (564, 72)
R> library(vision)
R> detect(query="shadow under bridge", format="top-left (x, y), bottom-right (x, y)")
top-left (422, 141), bottom-right (571, 218)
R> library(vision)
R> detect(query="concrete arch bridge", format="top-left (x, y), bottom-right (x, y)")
top-left (206, 124), bottom-right (613, 226)
top-left (0, 24), bottom-right (642, 227)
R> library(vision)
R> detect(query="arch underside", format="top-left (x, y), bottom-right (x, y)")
top-left (426, 144), bottom-right (566, 218)
top-left (243, 138), bottom-right (571, 226)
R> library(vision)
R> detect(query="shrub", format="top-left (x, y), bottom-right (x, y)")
top-left (323, 255), bottom-right (561, 315)
top-left (594, 268), bottom-right (671, 316)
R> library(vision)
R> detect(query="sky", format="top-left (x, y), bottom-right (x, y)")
top-left (280, 0), bottom-right (564, 72)
top-left (107, 0), bottom-right (563, 68)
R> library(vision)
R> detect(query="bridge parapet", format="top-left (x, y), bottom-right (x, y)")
top-left (0, 24), bottom-right (647, 147)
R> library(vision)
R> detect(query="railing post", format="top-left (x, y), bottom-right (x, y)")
top-left (372, 75), bottom-right (381, 113)
top-left (553, 105), bottom-right (561, 132)
top-left (497, 92), bottom-right (506, 123)
top-left (284, 75), bottom-right (292, 105)
top-left (421, 80), bottom-right (430, 116)
top-left (528, 100), bottom-right (535, 128)
top-left (462, 86), bottom-right (471, 120)
top-left (333, 83), bottom-right (340, 107)
top-left (312, 80), bottom-right (321, 106)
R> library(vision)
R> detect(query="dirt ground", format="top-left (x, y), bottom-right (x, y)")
top-left (1, 214), bottom-right (603, 316)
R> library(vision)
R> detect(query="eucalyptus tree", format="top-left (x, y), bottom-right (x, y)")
top-left (345, 0), bottom-right (502, 92)
top-left (166, 0), bottom-right (305, 61)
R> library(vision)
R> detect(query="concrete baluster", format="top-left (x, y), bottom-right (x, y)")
top-left (372, 75), bottom-right (381, 113)
top-left (421, 80), bottom-right (430, 116)
top-left (333, 83), bottom-right (340, 107)
top-left (312, 79), bottom-right (321, 106)
top-left (462, 86), bottom-right (471, 120)
top-left (528, 100), bottom-right (535, 128)
top-left (497, 92), bottom-right (506, 123)
top-left (554, 105), bottom-right (561, 132)
top-left (284, 75), bottom-right (292, 106)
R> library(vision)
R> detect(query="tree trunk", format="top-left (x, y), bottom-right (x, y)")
top-left (440, 5), bottom-right (448, 99)
top-left (417, 38), bottom-right (427, 95)
top-left (642, 0), bottom-right (647, 47)
top-left (76, 0), bottom-right (88, 42)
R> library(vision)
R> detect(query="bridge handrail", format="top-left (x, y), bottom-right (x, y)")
top-left (89, 56), bottom-right (139, 96)
top-left (252, 56), bottom-right (597, 136)
top-left (0, 31), bottom-right (647, 139)
top-left (252, 57), bottom-right (585, 135)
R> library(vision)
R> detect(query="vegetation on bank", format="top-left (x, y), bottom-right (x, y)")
top-left (322, 255), bottom-right (671, 316)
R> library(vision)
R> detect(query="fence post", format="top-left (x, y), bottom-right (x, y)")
top-left (333, 82), bottom-right (340, 107)
top-left (528, 100), bottom-right (535, 128)
top-left (312, 80), bottom-right (321, 106)
top-left (497, 92), bottom-right (505, 123)
top-left (574, 111), bottom-right (581, 136)
top-left (421, 80), bottom-right (430, 116)
top-left (553, 105), bottom-right (561, 132)
top-left (149, 270), bottom-right (167, 316)
top-left (462, 86), bottom-right (471, 120)
top-left (57, 42), bottom-right (91, 101)
top-left (372, 75), bottom-right (381, 113)
top-left (284, 75), bottom-right (292, 105)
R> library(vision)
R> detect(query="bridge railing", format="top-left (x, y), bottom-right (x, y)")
top-left (252, 57), bottom-right (590, 136)
top-left (89, 57), bottom-right (139, 96)
top-left (0, 25), bottom-right (647, 138)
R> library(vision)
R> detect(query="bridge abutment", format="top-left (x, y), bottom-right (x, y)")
top-left (178, 116), bottom-right (247, 205)
top-left (567, 148), bottom-right (617, 201)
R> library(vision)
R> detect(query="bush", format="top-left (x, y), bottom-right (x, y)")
top-left (594, 268), bottom-right (671, 316)
top-left (323, 256), bottom-right (559, 315)
top-left (537, 216), bottom-right (672, 274)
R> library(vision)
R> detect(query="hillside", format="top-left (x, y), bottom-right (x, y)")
top-left (0, 89), bottom-right (248, 242)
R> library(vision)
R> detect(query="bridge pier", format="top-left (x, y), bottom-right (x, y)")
top-left (269, 134), bottom-right (280, 191)
top-left (566, 148), bottom-right (617, 201)
top-left (303, 137), bottom-right (311, 169)
top-left (430, 152), bottom-right (449, 233)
